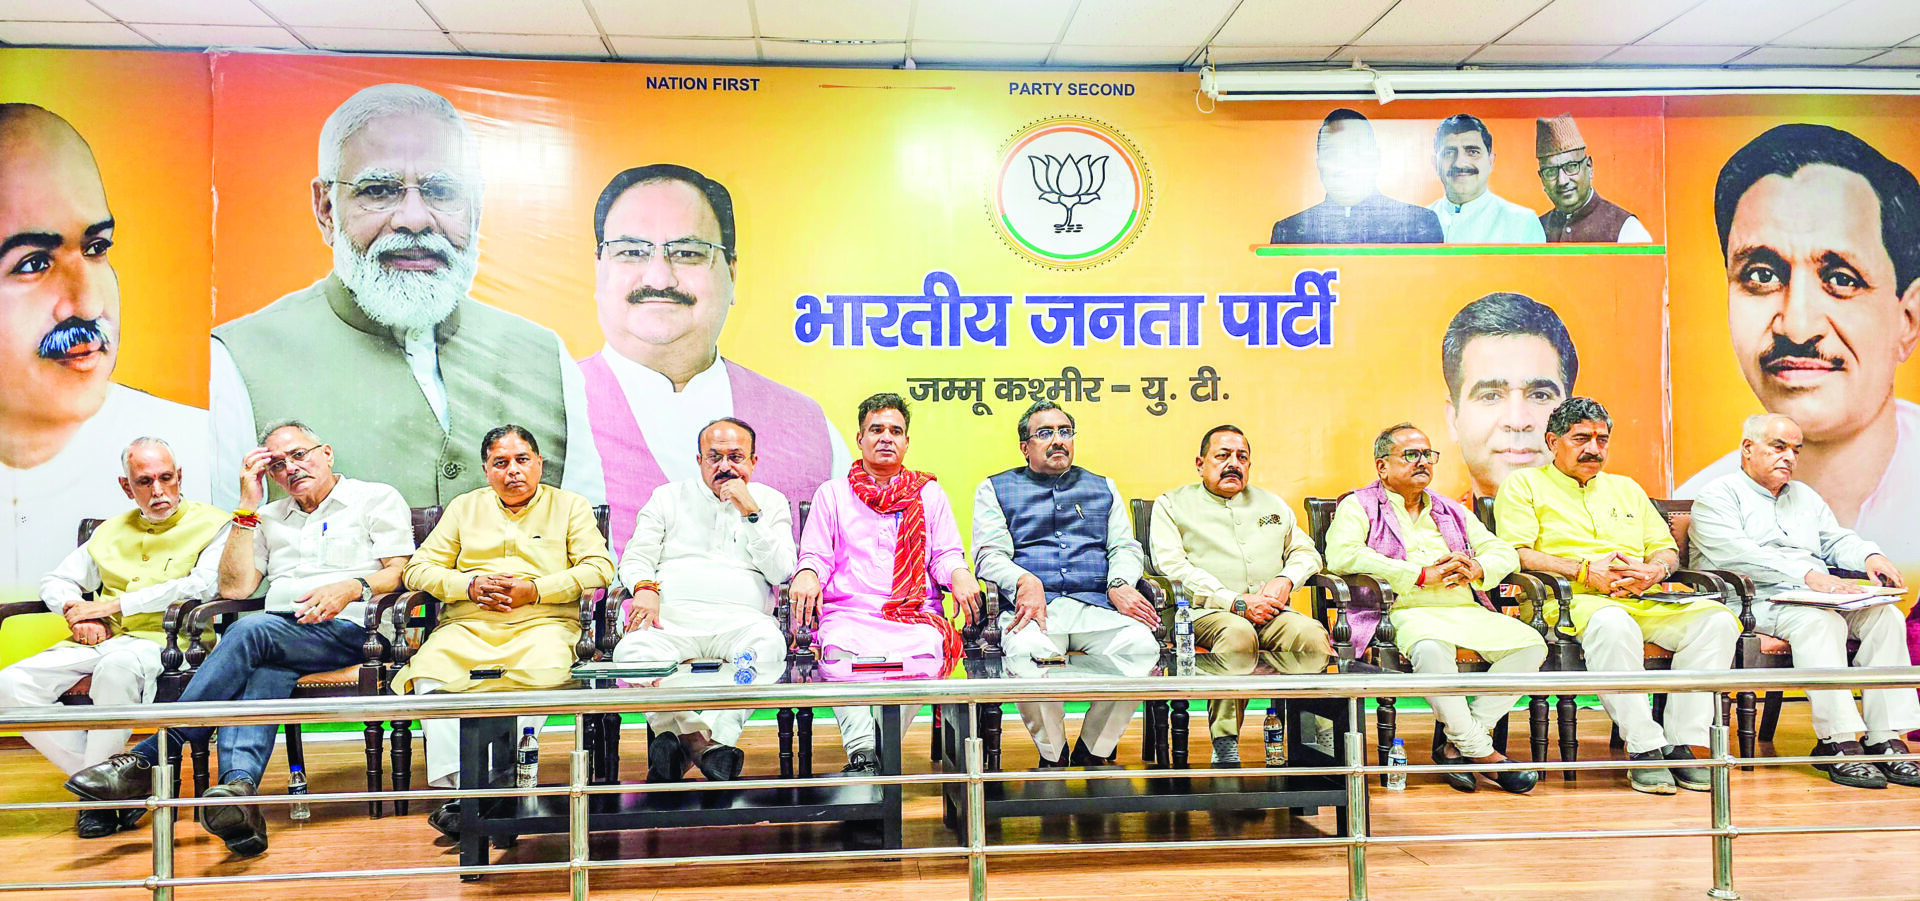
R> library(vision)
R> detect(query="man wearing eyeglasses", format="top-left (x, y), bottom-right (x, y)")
top-left (1534, 114), bottom-right (1652, 244)
top-left (210, 83), bottom-right (603, 512)
top-left (66, 419), bottom-right (414, 857)
top-left (972, 401), bottom-right (1159, 767)
top-left (612, 417), bottom-right (795, 784)
top-left (1146, 424), bottom-right (1331, 764)
top-left (580, 164), bottom-right (848, 559)
top-left (1325, 423), bottom-right (1543, 794)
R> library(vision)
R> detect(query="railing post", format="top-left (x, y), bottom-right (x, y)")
top-left (571, 716), bottom-right (590, 901)
top-left (1345, 697), bottom-right (1368, 901)
top-left (149, 727), bottom-right (173, 901)
top-left (967, 701), bottom-right (988, 901)
top-left (1708, 717), bottom-right (1739, 900)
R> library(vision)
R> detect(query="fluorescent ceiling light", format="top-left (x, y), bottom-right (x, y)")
top-left (1200, 66), bottom-right (1920, 102)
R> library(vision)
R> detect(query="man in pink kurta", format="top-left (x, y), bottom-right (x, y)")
top-left (792, 393), bottom-right (981, 775)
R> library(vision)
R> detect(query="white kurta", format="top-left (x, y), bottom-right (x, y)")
top-left (1426, 191), bottom-right (1548, 243)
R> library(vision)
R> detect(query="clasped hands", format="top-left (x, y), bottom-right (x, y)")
top-left (1235, 575), bottom-right (1296, 626)
top-left (1419, 552), bottom-right (1484, 591)
top-left (1578, 553), bottom-right (1668, 597)
top-left (467, 573), bottom-right (539, 612)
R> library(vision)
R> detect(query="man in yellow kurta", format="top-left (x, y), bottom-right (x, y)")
top-left (0, 438), bottom-right (227, 837)
top-left (1326, 423), bottom-right (1542, 794)
top-left (1494, 397), bottom-right (1737, 795)
top-left (393, 424), bottom-right (613, 834)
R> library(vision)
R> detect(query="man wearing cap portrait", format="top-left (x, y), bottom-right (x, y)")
top-left (1535, 113), bottom-right (1653, 244)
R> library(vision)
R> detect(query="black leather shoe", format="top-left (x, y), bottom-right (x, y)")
top-left (1484, 767), bottom-right (1541, 795)
top-left (842, 749), bottom-right (880, 776)
top-left (1813, 740), bottom-right (1888, 789)
top-left (116, 807), bottom-right (145, 832)
top-left (1067, 738), bottom-right (1112, 767)
top-left (428, 801), bottom-right (461, 838)
top-left (1035, 750), bottom-right (1066, 769)
top-left (1663, 745), bottom-right (1712, 792)
top-left (64, 753), bottom-right (154, 802)
top-left (647, 731), bottom-right (690, 784)
top-left (697, 744), bottom-right (745, 781)
top-left (1864, 739), bottom-right (1920, 787)
top-left (76, 808), bottom-right (121, 839)
top-left (1430, 744), bottom-right (1477, 793)
top-left (201, 777), bottom-right (268, 857)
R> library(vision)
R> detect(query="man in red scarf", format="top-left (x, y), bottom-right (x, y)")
top-left (792, 393), bottom-right (981, 775)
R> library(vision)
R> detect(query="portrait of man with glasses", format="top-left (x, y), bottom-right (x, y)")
top-left (579, 163), bottom-right (848, 555)
top-left (209, 83), bottom-right (604, 510)
top-left (1534, 113), bottom-right (1652, 244)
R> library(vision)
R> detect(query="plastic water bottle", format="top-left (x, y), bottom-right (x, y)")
top-left (732, 650), bottom-right (757, 685)
top-left (1263, 705), bottom-right (1286, 767)
top-left (1385, 738), bottom-right (1408, 791)
top-left (516, 726), bottom-right (539, 788)
top-left (1173, 598), bottom-right (1195, 674)
top-left (287, 764), bottom-right (310, 820)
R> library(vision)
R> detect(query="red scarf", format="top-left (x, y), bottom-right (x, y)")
top-left (847, 462), bottom-right (961, 669)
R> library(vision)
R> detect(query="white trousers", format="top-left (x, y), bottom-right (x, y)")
top-left (1581, 606), bottom-right (1739, 754)
top-left (611, 609), bottom-right (788, 748)
top-left (1406, 639), bottom-right (1548, 758)
top-left (998, 598), bottom-right (1159, 760)
top-left (1769, 603), bottom-right (1920, 743)
top-left (0, 636), bottom-right (162, 775)
top-left (414, 677), bottom-right (545, 789)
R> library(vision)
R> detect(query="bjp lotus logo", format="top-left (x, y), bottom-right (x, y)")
top-left (991, 117), bottom-right (1151, 270)
top-left (1030, 154), bottom-right (1108, 234)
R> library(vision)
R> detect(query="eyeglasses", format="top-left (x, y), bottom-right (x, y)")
top-left (704, 451), bottom-right (749, 465)
top-left (329, 177), bottom-right (472, 214)
top-left (598, 238), bottom-right (730, 270)
top-left (1028, 427), bottom-right (1075, 442)
top-left (1537, 157), bottom-right (1590, 179)
top-left (1385, 449), bottom-right (1442, 464)
top-left (267, 446), bottom-right (324, 475)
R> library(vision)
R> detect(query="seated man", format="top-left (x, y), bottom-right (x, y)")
top-left (0, 438), bottom-right (228, 838)
top-left (1495, 397), bottom-right (1738, 795)
top-left (1690, 413), bottom-right (1919, 789)
top-left (973, 401), bottom-right (1159, 767)
top-left (1325, 423), bottom-right (1543, 794)
top-left (392, 425), bottom-right (614, 835)
top-left (66, 420), bottom-right (413, 857)
top-left (1148, 424), bottom-right (1332, 764)
top-left (791, 393), bottom-right (980, 776)
top-left (613, 417), bottom-right (796, 783)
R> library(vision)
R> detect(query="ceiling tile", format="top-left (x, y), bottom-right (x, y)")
top-left (1499, 0), bottom-right (1692, 46)
top-left (0, 20), bottom-right (150, 44)
top-left (909, 40), bottom-right (1053, 66)
top-left (1639, 0), bottom-right (1844, 45)
top-left (1858, 48), bottom-right (1920, 65)
top-left (1773, 0), bottom-right (1920, 49)
top-left (298, 26), bottom-right (457, 53)
top-left (456, 32), bottom-right (607, 57)
top-left (1335, 44), bottom-right (1482, 64)
top-left (90, 0), bottom-right (275, 25)
top-left (589, 0), bottom-right (753, 38)
top-left (0, 1), bottom-right (111, 21)
top-left (1061, 0), bottom-right (1237, 47)
top-left (1204, 45), bottom-right (1339, 65)
top-left (420, 0), bottom-right (596, 35)
top-left (1468, 44), bottom-right (1617, 64)
top-left (912, 0), bottom-right (1074, 43)
top-left (757, 0), bottom-right (909, 41)
top-left (139, 23), bottom-right (304, 47)
top-left (1353, 0), bottom-right (1545, 46)
top-left (759, 39), bottom-right (905, 64)
top-left (254, 0), bottom-right (440, 31)
top-left (1733, 46), bottom-right (1881, 65)
top-left (1049, 43), bottom-right (1196, 65)
top-left (1212, 0), bottom-right (1396, 47)
top-left (608, 35), bottom-right (760, 61)
top-left (1601, 44), bottom-right (1748, 64)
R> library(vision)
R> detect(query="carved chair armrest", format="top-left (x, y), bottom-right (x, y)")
top-left (1496, 572), bottom-right (1555, 639)
top-left (1697, 570), bottom-right (1756, 637)
top-left (0, 601), bottom-right (46, 624)
top-left (1516, 570), bottom-right (1575, 641)
top-left (775, 582), bottom-right (815, 662)
top-left (574, 588), bottom-right (607, 662)
top-left (1137, 574), bottom-right (1175, 643)
top-left (177, 597), bottom-right (265, 670)
top-left (389, 592), bottom-right (444, 667)
top-left (1305, 572), bottom-right (1355, 660)
top-left (595, 586), bottom-right (630, 657)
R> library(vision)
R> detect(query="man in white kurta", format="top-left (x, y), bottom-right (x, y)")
top-left (613, 418), bottom-right (795, 783)
top-left (1326, 424), bottom-right (1543, 794)
top-left (1689, 414), bottom-right (1920, 789)
top-left (1427, 113), bottom-right (1547, 244)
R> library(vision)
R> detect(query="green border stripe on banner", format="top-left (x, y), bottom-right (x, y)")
top-left (1253, 244), bottom-right (1666, 257)
top-left (1004, 210), bottom-right (1138, 261)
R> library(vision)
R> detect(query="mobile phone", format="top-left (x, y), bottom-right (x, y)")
top-left (689, 658), bottom-right (723, 673)
top-left (469, 665), bottom-right (506, 680)
top-left (1032, 654), bottom-right (1068, 667)
top-left (851, 656), bottom-right (904, 672)
top-left (571, 661), bottom-right (677, 679)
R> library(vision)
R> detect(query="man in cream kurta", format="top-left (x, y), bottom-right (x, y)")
top-left (394, 426), bottom-right (613, 819)
top-left (1326, 424), bottom-right (1543, 794)
top-left (1148, 425), bottom-right (1330, 763)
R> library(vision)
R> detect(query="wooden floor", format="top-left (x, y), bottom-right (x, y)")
top-left (3, 700), bottom-right (1917, 901)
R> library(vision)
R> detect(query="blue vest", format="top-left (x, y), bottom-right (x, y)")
top-left (988, 465), bottom-right (1114, 610)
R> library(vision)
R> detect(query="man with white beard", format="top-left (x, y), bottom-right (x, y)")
top-left (210, 84), bottom-right (602, 508)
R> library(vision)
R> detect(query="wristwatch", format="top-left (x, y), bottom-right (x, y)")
top-left (745, 512), bottom-right (760, 523)
top-left (354, 577), bottom-right (372, 602)
top-left (1232, 596), bottom-right (1249, 616)
top-left (1107, 576), bottom-right (1128, 589)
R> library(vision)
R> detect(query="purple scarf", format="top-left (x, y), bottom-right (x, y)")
top-left (1348, 481), bottom-right (1496, 652)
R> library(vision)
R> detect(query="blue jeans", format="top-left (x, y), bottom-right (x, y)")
top-left (131, 613), bottom-right (366, 783)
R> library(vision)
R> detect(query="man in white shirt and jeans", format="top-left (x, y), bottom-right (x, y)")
top-left (1689, 412), bottom-right (1919, 789)
top-left (613, 418), bottom-right (795, 783)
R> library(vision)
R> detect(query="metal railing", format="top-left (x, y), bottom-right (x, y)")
top-left (5, 666), bottom-right (1920, 901)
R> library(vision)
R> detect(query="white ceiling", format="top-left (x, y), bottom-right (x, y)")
top-left (3, 0), bottom-right (1919, 69)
